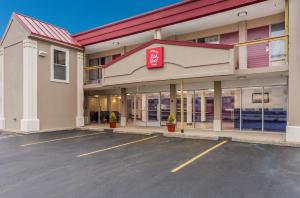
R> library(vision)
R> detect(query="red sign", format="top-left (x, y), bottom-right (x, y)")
top-left (146, 47), bottom-right (164, 69)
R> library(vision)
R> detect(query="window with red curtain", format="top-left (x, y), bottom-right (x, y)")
top-left (247, 26), bottom-right (269, 68)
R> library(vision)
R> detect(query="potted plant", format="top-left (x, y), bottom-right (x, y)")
top-left (167, 113), bottom-right (176, 132)
top-left (109, 112), bottom-right (117, 128)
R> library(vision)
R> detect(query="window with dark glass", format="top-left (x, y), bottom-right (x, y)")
top-left (53, 49), bottom-right (67, 80)
top-left (270, 22), bottom-right (285, 61)
top-left (88, 58), bottom-right (100, 81)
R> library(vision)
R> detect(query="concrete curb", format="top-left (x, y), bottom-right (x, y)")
top-left (163, 132), bottom-right (219, 141)
top-left (114, 129), bottom-right (159, 136)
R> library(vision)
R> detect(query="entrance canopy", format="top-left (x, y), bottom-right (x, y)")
top-left (101, 39), bottom-right (235, 86)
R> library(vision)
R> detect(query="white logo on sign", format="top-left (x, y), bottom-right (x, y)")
top-left (150, 50), bottom-right (159, 65)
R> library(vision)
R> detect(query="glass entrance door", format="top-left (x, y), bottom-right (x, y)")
top-left (222, 88), bottom-right (241, 131)
top-left (135, 93), bottom-right (160, 127)
top-left (194, 90), bottom-right (214, 130)
top-left (147, 93), bottom-right (160, 127)
top-left (161, 92), bottom-right (170, 126)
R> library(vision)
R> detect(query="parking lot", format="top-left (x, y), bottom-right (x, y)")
top-left (0, 130), bottom-right (299, 198)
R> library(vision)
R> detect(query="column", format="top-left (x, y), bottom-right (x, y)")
top-left (170, 84), bottom-right (176, 118)
top-left (21, 39), bottom-right (40, 132)
top-left (201, 92), bottom-right (206, 122)
top-left (133, 94), bottom-right (137, 126)
top-left (187, 92), bottom-right (193, 125)
top-left (107, 95), bottom-right (112, 113)
top-left (84, 92), bottom-right (90, 124)
top-left (0, 47), bottom-right (4, 129)
top-left (76, 52), bottom-right (84, 127)
top-left (137, 95), bottom-right (142, 120)
top-left (120, 88), bottom-right (127, 127)
top-left (180, 80), bottom-right (184, 133)
top-left (154, 29), bottom-right (162, 40)
top-left (287, 0), bottom-right (300, 143)
top-left (213, 81), bottom-right (222, 131)
top-left (238, 21), bottom-right (248, 69)
top-left (142, 94), bottom-right (147, 122)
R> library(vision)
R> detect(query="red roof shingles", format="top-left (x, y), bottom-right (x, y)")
top-left (14, 13), bottom-right (82, 48)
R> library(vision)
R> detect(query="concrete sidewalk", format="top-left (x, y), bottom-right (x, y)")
top-left (80, 125), bottom-right (300, 147)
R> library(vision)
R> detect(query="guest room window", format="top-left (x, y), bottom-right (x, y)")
top-left (51, 46), bottom-right (69, 83)
top-left (197, 35), bottom-right (219, 44)
top-left (188, 35), bottom-right (219, 44)
top-left (270, 22), bottom-right (285, 61)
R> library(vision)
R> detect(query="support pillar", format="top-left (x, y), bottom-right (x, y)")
top-left (141, 94), bottom-right (147, 122)
top-left (0, 47), bottom-right (4, 129)
top-left (213, 81), bottom-right (222, 131)
top-left (120, 88), bottom-right (127, 127)
top-left (133, 94), bottom-right (137, 126)
top-left (107, 95), bottom-right (111, 113)
top-left (187, 92), bottom-right (193, 125)
top-left (286, 0), bottom-right (300, 143)
top-left (170, 84), bottom-right (176, 118)
top-left (21, 39), bottom-right (40, 132)
top-left (76, 52), bottom-right (84, 127)
top-left (84, 92), bottom-right (90, 124)
top-left (154, 29), bottom-right (162, 40)
top-left (180, 80), bottom-right (184, 133)
top-left (238, 21), bottom-right (248, 69)
top-left (201, 92), bottom-right (206, 122)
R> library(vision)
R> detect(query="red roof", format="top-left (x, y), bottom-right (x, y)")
top-left (14, 13), bottom-right (82, 48)
top-left (72, 0), bottom-right (266, 46)
top-left (103, 39), bottom-right (233, 68)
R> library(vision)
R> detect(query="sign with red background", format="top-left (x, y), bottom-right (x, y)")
top-left (146, 47), bottom-right (164, 69)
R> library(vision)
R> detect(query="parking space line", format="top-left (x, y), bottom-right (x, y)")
top-left (171, 140), bottom-right (228, 173)
top-left (77, 135), bottom-right (158, 157)
top-left (20, 132), bottom-right (106, 147)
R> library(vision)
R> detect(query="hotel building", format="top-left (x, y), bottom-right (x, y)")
top-left (1, 0), bottom-right (300, 143)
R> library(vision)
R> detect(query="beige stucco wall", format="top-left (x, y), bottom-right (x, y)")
top-left (3, 42), bottom-right (23, 131)
top-left (103, 43), bottom-right (234, 86)
top-left (1, 16), bottom-right (28, 131)
top-left (175, 13), bottom-right (284, 42)
top-left (1, 18), bottom-right (29, 47)
top-left (36, 39), bottom-right (79, 131)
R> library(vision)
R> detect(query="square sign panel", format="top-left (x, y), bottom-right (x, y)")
top-left (146, 47), bottom-right (164, 69)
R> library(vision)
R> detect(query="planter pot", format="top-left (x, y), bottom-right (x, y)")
top-left (109, 122), bottom-right (116, 128)
top-left (167, 124), bottom-right (176, 132)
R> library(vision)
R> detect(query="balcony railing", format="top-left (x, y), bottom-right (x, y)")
top-left (84, 65), bottom-right (103, 85)
top-left (234, 35), bottom-right (288, 69)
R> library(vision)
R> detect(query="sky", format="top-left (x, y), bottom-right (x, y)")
top-left (0, 0), bottom-right (181, 37)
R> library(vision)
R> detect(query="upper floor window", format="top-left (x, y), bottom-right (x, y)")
top-left (198, 35), bottom-right (219, 44)
top-left (88, 58), bottom-right (100, 82)
top-left (270, 22), bottom-right (285, 61)
top-left (51, 46), bottom-right (69, 83)
top-left (189, 35), bottom-right (219, 44)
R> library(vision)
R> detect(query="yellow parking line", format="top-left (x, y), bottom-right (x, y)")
top-left (171, 140), bottom-right (228, 173)
top-left (77, 135), bottom-right (158, 157)
top-left (20, 132), bottom-right (105, 147)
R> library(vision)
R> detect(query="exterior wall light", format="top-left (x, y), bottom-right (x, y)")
top-left (113, 41), bottom-right (120, 47)
top-left (237, 11), bottom-right (248, 17)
